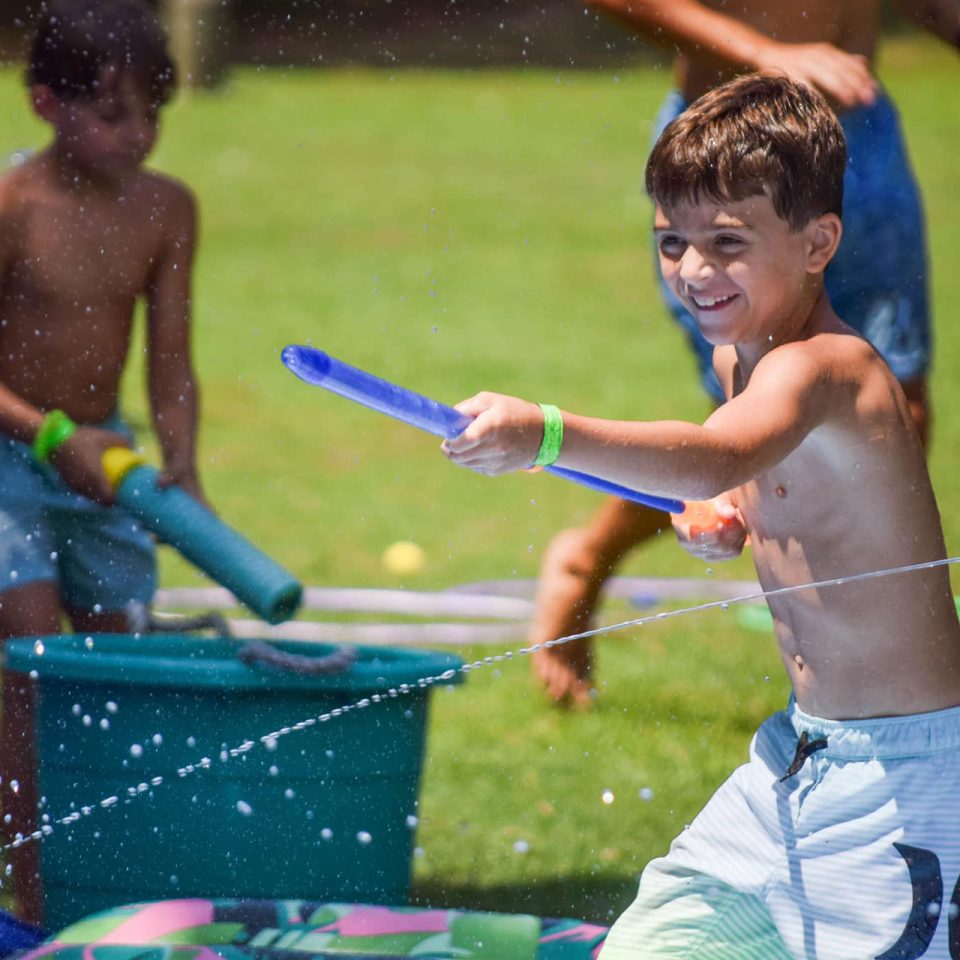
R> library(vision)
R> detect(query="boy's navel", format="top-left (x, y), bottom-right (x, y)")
top-left (775, 485), bottom-right (787, 498)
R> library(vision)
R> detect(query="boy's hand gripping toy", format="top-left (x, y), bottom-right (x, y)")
top-left (281, 345), bottom-right (685, 514)
top-left (102, 448), bottom-right (303, 624)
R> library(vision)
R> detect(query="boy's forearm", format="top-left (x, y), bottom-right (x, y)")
top-left (150, 375), bottom-right (200, 478)
top-left (893, 0), bottom-right (960, 46)
top-left (585, 0), bottom-right (778, 70)
top-left (556, 411), bottom-right (739, 501)
top-left (0, 385), bottom-right (45, 443)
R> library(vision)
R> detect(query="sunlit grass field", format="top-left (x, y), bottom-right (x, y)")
top-left (1, 31), bottom-right (959, 924)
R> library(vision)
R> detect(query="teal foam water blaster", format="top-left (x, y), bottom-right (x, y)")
top-left (103, 448), bottom-right (303, 624)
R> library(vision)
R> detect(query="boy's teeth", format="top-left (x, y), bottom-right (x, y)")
top-left (694, 294), bottom-right (732, 307)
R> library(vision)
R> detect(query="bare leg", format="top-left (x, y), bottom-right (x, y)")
top-left (0, 581), bottom-right (63, 925)
top-left (900, 375), bottom-right (929, 450)
top-left (530, 498), bottom-right (666, 707)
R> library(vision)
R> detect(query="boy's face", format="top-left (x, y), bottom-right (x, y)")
top-left (654, 193), bottom-right (829, 349)
top-left (34, 67), bottom-right (160, 181)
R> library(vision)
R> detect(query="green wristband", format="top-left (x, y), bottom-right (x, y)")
top-left (533, 403), bottom-right (563, 467)
top-left (31, 409), bottom-right (77, 463)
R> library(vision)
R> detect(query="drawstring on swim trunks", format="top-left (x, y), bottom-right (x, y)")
top-left (779, 731), bottom-right (828, 782)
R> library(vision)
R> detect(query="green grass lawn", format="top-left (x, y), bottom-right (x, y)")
top-left (1, 31), bottom-right (959, 925)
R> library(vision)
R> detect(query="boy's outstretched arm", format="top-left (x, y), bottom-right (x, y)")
top-left (585, 0), bottom-right (877, 108)
top-left (145, 181), bottom-right (204, 502)
top-left (893, 0), bottom-right (960, 47)
top-left (443, 343), bottom-right (829, 501)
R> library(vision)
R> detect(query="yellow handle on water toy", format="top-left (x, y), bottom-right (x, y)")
top-left (102, 447), bottom-right (147, 489)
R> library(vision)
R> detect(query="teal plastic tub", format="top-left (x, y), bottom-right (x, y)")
top-left (5, 634), bottom-right (463, 930)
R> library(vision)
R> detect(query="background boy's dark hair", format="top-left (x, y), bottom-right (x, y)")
top-left (646, 74), bottom-right (846, 231)
top-left (27, 0), bottom-right (176, 107)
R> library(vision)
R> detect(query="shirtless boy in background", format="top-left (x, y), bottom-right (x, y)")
top-left (0, 0), bottom-right (204, 921)
top-left (531, 0), bottom-right (960, 706)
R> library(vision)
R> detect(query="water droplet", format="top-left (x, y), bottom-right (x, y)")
top-left (106, 701), bottom-right (118, 714)
top-left (638, 787), bottom-right (654, 801)
top-left (33, 640), bottom-right (45, 656)
top-left (513, 839), bottom-right (530, 854)
top-left (236, 800), bottom-right (253, 816)
top-left (130, 744), bottom-right (143, 758)
top-left (357, 830), bottom-right (372, 845)
top-left (284, 788), bottom-right (295, 799)
top-left (84, 636), bottom-right (95, 650)
top-left (601, 789), bottom-right (615, 805)
top-left (320, 827), bottom-right (333, 840)
top-left (406, 814), bottom-right (419, 828)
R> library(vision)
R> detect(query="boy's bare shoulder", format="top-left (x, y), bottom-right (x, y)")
top-left (759, 328), bottom-right (879, 385)
top-left (715, 329), bottom-right (883, 408)
top-left (131, 169), bottom-right (198, 232)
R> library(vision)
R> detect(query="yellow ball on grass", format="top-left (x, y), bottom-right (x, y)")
top-left (382, 540), bottom-right (426, 576)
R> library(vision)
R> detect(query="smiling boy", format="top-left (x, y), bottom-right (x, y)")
top-left (530, 0), bottom-right (960, 711)
top-left (443, 75), bottom-right (960, 956)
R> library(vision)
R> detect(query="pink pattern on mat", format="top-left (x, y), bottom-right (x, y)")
top-left (96, 900), bottom-right (216, 944)
top-left (320, 907), bottom-right (452, 936)
top-left (539, 923), bottom-right (607, 944)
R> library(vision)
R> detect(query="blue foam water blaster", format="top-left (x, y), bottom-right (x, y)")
top-left (103, 449), bottom-right (303, 624)
top-left (281, 345), bottom-right (685, 514)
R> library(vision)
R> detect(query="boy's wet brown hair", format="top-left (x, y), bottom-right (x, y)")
top-left (28, 0), bottom-right (176, 107)
top-left (646, 74), bottom-right (846, 231)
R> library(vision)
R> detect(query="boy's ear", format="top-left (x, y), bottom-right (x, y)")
top-left (805, 213), bottom-right (842, 274)
top-left (31, 84), bottom-right (62, 123)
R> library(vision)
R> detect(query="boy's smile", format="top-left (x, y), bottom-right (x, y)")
top-left (654, 194), bottom-right (830, 355)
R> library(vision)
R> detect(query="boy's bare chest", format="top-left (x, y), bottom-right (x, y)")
top-left (16, 195), bottom-right (161, 304)
top-left (737, 436), bottom-right (860, 546)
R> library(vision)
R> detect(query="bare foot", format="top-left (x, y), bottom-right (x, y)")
top-left (529, 499), bottom-right (668, 708)
top-left (529, 528), bottom-right (606, 708)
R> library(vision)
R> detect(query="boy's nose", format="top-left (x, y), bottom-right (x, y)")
top-left (678, 247), bottom-right (715, 284)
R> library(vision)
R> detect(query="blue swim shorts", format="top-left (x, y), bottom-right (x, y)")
top-left (601, 699), bottom-right (960, 959)
top-left (652, 90), bottom-right (931, 402)
top-left (0, 414), bottom-right (156, 613)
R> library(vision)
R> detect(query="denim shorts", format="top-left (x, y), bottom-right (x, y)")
top-left (652, 90), bottom-right (931, 402)
top-left (0, 413), bottom-right (156, 613)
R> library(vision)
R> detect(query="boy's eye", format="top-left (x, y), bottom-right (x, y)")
top-left (716, 235), bottom-right (744, 249)
top-left (658, 236), bottom-right (686, 258)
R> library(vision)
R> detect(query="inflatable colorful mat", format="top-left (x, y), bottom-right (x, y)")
top-left (20, 899), bottom-right (608, 960)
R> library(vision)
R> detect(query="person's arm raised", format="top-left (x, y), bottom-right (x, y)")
top-left (587, 0), bottom-right (877, 108)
